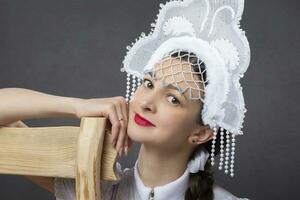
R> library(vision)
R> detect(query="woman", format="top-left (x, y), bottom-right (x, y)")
top-left (0, 52), bottom-right (248, 200)
top-left (1, 0), bottom-right (251, 199)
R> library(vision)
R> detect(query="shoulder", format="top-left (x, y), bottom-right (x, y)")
top-left (213, 184), bottom-right (250, 200)
top-left (101, 165), bottom-right (134, 199)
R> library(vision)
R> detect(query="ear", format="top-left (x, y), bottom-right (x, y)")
top-left (188, 125), bottom-right (214, 145)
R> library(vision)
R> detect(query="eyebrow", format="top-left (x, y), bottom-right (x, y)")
top-left (144, 71), bottom-right (187, 100)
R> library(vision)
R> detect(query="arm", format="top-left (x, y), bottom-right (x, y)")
top-left (0, 87), bottom-right (131, 194)
top-left (0, 88), bottom-right (79, 126)
top-left (0, 88), bottom-right (80, 194)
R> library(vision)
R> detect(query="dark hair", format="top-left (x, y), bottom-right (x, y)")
top-left (169, 51), bottom-right (226, 200)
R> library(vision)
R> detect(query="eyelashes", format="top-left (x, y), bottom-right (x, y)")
top-left (142, 78), bottom-right (181, 105)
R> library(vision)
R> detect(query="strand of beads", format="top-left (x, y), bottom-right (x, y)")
top-left (230, 134), bottom-right (236, 177)
top-left (125, 73), bottom-right (131, 102)
top-left (125, 73), bottom-right (142, 102)
top-left (218, 127), bottom-right (224, 170)
top-left (130, 75), bottom-right (137, 101)
top-left (224, 130), bottom-right (231, 174)
top-left (210, 125), bottom-right (218, 166)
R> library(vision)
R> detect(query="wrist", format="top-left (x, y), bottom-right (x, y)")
top-left (69, 97), bottom-right (85, 118)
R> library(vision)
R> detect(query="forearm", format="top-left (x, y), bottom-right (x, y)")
top-left (0, 88), bottom-right (80, 125)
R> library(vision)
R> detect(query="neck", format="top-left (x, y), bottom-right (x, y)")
top-left (136, 144), bottom-right (191, 188)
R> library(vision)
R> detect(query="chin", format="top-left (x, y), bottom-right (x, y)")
top-left (127, 120), bottom-right (154, 144)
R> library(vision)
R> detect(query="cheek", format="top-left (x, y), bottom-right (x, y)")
top-left (157, 109), bottom-right (190, 141)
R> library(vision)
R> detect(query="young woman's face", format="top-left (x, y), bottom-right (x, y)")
top-left (127, 56), bottom-right (205, 151)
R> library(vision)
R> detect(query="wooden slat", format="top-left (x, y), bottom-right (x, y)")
top-left (0, 118), bottom-right (119, 181)
top-left (0, 126), bottom-right (79, 178)
top-left (76, 117), bottom-right (105, 200)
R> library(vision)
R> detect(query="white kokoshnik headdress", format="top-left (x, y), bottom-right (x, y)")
top-left (120, 0), bottom-right (250, 177)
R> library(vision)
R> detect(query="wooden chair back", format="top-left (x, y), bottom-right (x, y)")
top-left (0, 117), bottom-right (119, 200)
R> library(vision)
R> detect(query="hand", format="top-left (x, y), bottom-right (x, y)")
top-left (73, 96), bottom-right (132, 157)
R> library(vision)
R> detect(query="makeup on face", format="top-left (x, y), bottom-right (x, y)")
top-left (134, 112), bottom-right (156, 127)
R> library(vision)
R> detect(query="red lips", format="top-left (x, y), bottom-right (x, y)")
top-left (134, 113), bottom-right (155, 127)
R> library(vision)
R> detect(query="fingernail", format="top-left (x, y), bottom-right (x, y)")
top-left (119, 147), bottom-right (123, 157)
top-left (125, 146), bottom-right (128, 156)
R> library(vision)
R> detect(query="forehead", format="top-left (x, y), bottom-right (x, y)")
top-left (146, 55), bottom-right (204, 100)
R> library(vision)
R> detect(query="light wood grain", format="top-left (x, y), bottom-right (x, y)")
top-left (0, 117), bottom-right (119, 200)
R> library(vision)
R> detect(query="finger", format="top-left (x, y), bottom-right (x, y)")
top-left (114, 101), bottom-right (126, 153)
top-left (119, 97), bottom-right (128, 124)
top-left (107, 104), bottom-right (121, 147)
top-left (116, 118), bottom-right (127, 156)
top-left (128, 135), bottom-right (133, 149)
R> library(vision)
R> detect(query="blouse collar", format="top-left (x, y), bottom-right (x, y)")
top-left (133, 160), bottom-right (190, 200)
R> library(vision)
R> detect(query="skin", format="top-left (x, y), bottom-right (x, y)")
top-left (127, 56), bottom-right (214, 187)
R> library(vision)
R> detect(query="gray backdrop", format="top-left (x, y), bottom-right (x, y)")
top-left (0, 0), bottom-right (299, 199)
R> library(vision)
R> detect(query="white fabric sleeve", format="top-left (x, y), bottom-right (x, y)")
top-left (54, 178), bottom-right (75, 200)
top-left (213, 185), bottom-right (250, 200)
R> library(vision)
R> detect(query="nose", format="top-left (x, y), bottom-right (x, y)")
top-left (139, 99), bottom-right (156, 113)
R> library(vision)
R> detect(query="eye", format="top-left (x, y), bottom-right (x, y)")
top-left (167, 95), bottom-right (180, 105)
top-left (143, 78), bottom-right (153, 89)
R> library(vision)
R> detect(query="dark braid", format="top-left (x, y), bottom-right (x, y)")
top-left (169, 51), bottom-right (226, 200)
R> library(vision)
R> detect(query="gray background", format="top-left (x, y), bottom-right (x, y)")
top-left (0, 0), bottom-right (299, 199)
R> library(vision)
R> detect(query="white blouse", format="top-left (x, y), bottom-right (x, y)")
top-left (54, 160), bottom-right (250, 200)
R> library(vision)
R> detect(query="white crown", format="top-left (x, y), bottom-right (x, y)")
top-left (121, 0), bottom-right (250, 136)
